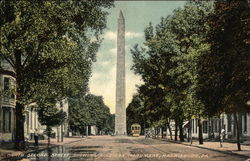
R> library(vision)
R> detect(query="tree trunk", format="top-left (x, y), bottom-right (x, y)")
top-left (233, 112), bottom-right (241, 151)
top-left (198, 117), bottom-right (203, 144)
top-left (187, 120), bottom-right (191, 142)
top-left (15, 102), bottom-right (25, 150)
top-left (161, 126), bottom-right (164, 139)
top-left (175, 121), bottom-right (178, 141)
top-left (208, 118), bottom-right (211, 139)
top-left (167, 120), bottom-right (173, 140)
top-left (48, 136), bottom-right (50, 146)
top-left (157, 127), bottom-right (159, 139)
top-left (86, 125), bottom-right (88, 137)
top-left (47, 126), bottom-right (51, 146)
top-left (179, 123), bottom-right (184, 142)
top-left (190, 119), bottom-right (193, 144)
top-left (14, 50), bottom-right (25, 150)
top-left (165, 123), bottom-right (168, 139)
top-left (61, 125), bottom-right (64, 142)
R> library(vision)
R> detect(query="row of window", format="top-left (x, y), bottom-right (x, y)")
top-left (0, 107), bottom-right (40, 133)
top-left (191, 113), bottom-right (248, 134)
top-left (201, 119), bottom-right (222, 134)
top-left (3, 77), bottom-right (15, 99)
top-left (0, 107), bottom-right (12, 133)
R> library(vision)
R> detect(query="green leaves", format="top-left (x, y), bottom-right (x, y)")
top-left (130, 2), bottom-right (214, 126)
top-left (197, 1), bottom-right (250, 115)
top-left (69, 94), bottom-right (114, 133)
top-left (0, 0), bottom-right (114, 105)
top-left (0, 1), bottom-right (114, 146)
top-left (37, 101), bottom-right (67, 127)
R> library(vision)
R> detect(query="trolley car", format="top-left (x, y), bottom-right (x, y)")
top-left (131, 123), bottom-right (141, 137)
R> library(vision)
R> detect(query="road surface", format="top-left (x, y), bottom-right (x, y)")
top-left (13, 135), bottom-right (249, 161)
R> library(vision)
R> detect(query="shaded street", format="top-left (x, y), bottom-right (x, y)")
top-left (10, 136), bottom-right (249, 161)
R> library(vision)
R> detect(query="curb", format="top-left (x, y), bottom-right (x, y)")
top-left (2, 137), bottom-right (86, 161)
top-left (165, 139), bottom-right (250, 159)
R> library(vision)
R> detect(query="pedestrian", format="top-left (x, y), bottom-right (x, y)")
top-left (220, 128), bottom-right (226, 142)
top-left (211, 132), bottom-right (215, 139)
top-left (34, 129), bottom-right (39, 146)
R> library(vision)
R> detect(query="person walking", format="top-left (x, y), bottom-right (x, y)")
top-left (221, 128), bottom-right (226, 142)
top-left (34, 129), bottom-right (39, 146)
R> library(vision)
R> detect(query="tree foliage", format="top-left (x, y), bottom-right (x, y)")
top-left (130, 1), bottom-right (249, 148)
top-left (37, 99), bottom-right (67, 146)
top-left (0, 0), bottom-right (114, 149)
top-left (197, 0), bottom-right (250, 150)
top-left (126, 94), bottom-right (148, 134)
top-left (197, 1), bottom-right (250, 115)
top-left (130, 2), bottom-right (213, 142)
top-left (38, 101), bottom-right (66, 127)
top-left (69, 94), bottom-right (114, 134)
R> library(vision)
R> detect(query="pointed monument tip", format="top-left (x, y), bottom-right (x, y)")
top-left (119, 10), bottom-right (124, 19)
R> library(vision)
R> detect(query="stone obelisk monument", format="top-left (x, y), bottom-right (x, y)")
top-left (115, 10), bottom-right (126, 135)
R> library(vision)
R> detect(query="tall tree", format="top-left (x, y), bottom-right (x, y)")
top-left (197, 1), bottom-right (250, 150)
top-left (131, 18), bottom-right (177, 137)
top-left (126, 94), bottom-right (147, 135)
top-left (69, 94), bottom-right (114, 135)
top-left (37, 100), bottom-right (67, 146)
top-left (131, 2), bottom-right (214, 142)
top-left (167, 1), bottom-right (213, 144)
top-left (0, 0), bottom-right (114, 149)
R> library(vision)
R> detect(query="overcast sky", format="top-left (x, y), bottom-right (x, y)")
top-left (89, 1), bottom-right (186, 114)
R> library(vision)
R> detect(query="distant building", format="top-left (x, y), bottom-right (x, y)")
top-left (51, 99), bottom-right (69, 140)
top-left (188, 112), bottom-right (250, 140)
top-left (24, 99), bottom-right (69, 141)
top-left (90, 125), bottom-right (98, 135)
top-left (24, 103), bottom-right (45, 140)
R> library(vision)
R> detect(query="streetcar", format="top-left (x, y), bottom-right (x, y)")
top-left (131, 123), bottom-right (141, 137)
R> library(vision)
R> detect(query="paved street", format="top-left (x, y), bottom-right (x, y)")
top-left (8, 136), bottom-right (249, 161)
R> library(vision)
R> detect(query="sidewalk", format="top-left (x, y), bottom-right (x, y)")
top-left (163, 138), bottom-right (250, 158)
top-left (0, 136), bottom-right (85, 160)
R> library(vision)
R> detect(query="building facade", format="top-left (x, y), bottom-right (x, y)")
top-left (24, 99), bottom-right (69, 141)
top-left (24, 103), bottom-right (45, 140)
top-left (51, 99), bottom-right (69, 141)
top-left (0, 56), bottom-right (16, 141)
top-left (0, 55), bottom-right (69, 142)
top-left (189, 112), bottom-right (250, 140)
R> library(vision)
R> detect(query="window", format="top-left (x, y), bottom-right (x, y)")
top-left (4, 77), bottom-right (10, 91)
top-left (2, 107), bottom-right (11, 133)
top-left (10, 78), bottom-right (15, 99)
top-left (219, 119), bottom-right (221, 132)
top-left (34, 112), bottom-right (37, 129)
top-left (215, 119), bottom-right (218, 132)
top-left (203, 121), bottom-right (208, 133)
top-left (244, 113), bottom-right (247, 132)
top-left (195, 119), bottom-right (198, 133)
top-left (227, 114), bottom-right (232, 132)
top-left (30, 108), bottom-right (33, 129)
top-left (211, 120), bottom-right (214, 132)
top-left (3, 77), bottom-right (15, 99)
top-left (192, 119), bottom-right (194, 133)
